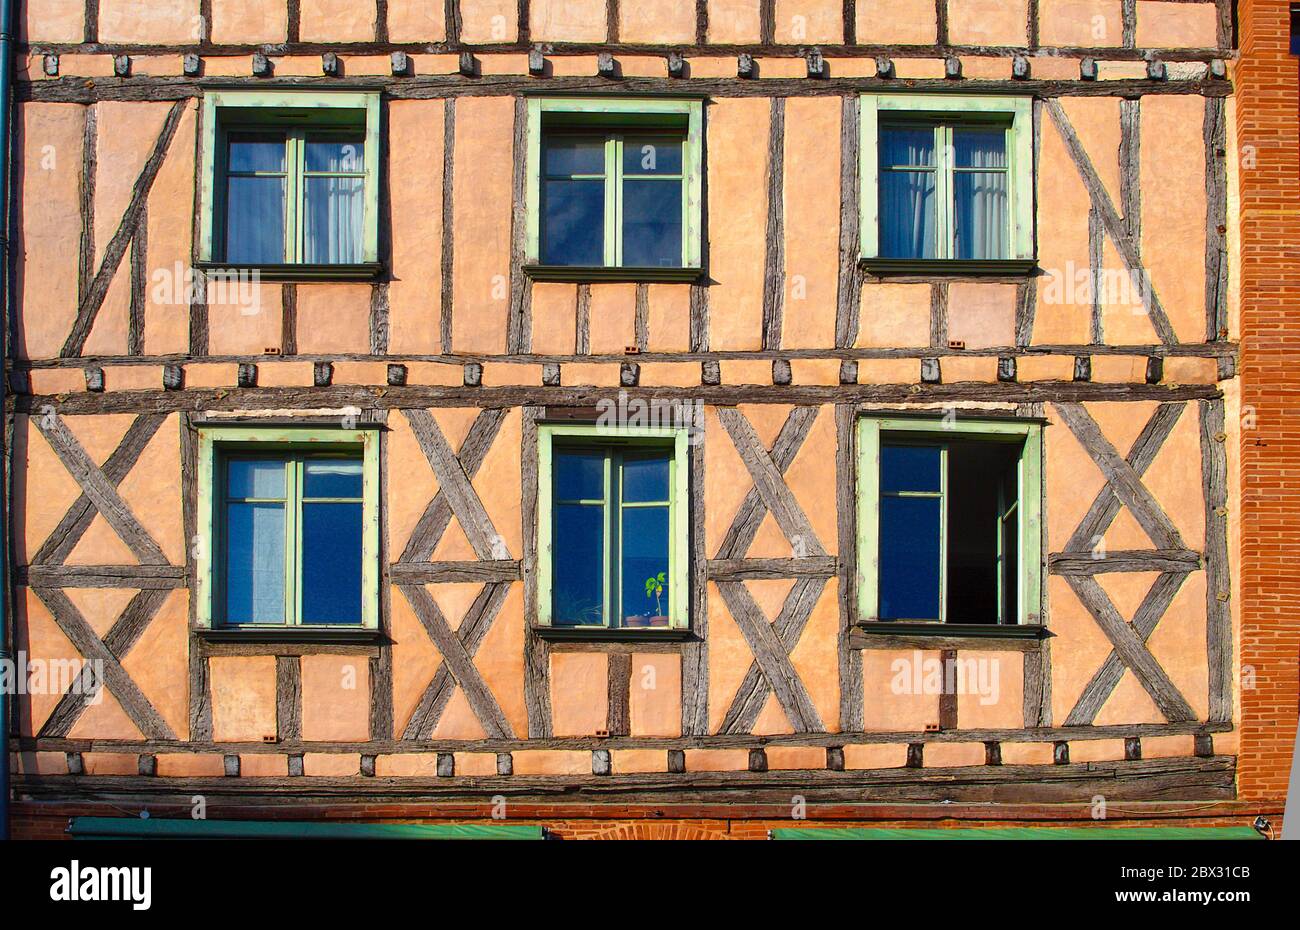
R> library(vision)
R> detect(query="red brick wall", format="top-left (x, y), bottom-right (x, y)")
top-left (1236, 0), bottom-right (1300, 803)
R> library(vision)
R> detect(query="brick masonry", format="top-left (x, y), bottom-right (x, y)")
top-left (1236, 0), bottom-right (1300, 805)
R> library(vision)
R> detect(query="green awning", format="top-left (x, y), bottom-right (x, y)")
top-left (68, 817), bottom-right (545, 840)
top-left (771, 826), bottom-right (1264, 841)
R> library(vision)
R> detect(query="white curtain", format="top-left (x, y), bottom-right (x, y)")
top-left (303, 141), bottom-right (365, 264)
top-left (953, 129), bottom-right (1008, 260)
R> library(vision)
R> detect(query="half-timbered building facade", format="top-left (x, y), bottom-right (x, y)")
top-left (5, 0), bottom-right (1274, 839)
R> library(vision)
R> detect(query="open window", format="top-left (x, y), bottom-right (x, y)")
top-left (524, 97), bottom-right (704, 282)
top-left (856, 415), bottom-right (1043, 626)
top-left (195, 425), bottom-right (380, 633)
top-left (198, 90), bottom-right (381, 279)
top-left (860, 94), bottom-right (1034, 274)
top-left (536, 423), bottom-right (690, 635)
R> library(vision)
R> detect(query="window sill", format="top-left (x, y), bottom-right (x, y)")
top-left (534, 626), bottom-right (694, 643)
top-left (196, 626), bottom-right (384, 645)
top-left (849, 622), bottom-right (1051, 650)
top-left (860, 258), bottom-right (1037, 278)
top-left (194, 261), bottom-right (383, 282)
top-left (523, 264), bottom-right (702, 284)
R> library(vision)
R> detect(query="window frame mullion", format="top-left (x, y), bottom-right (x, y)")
top-left (935, 124), bottom-right (954, 261)
top-left (286, 128), bottom-right (305, 264)
top-left (284, 456), bottom-right (302, 626)
top-left (606, 134), bottom-right (622, 267)
top-left (603, 450), bottom-right (617, 628)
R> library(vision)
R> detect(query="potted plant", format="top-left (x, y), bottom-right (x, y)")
top-left (625, 572), bottom-right (670, 628)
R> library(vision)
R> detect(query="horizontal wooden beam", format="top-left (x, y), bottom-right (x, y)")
top-left (12, 755), bottom-right (1236, 805)
top-left (19, 41), bottom-right (1230, 63)
top-left (20, 74), bottom-right (1232, 106)
top-left (707, 557), bottom-right (837, 580)
top-left (7, 383), bottom-right (1224, 418)
top-left (1049, 549), bottom-right (1202, 575)
top-left (12, 343), bottom-right (1240, 369)
top-left (18, 721), bottom-right (1233, 756)
top-left (17, 564), bottom-right (186, 589)
top-left (848, 629), bottom-right (1046, 652)
top-left (389, 560), bottom-right (521, 584)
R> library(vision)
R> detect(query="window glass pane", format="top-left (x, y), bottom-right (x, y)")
top-left (954, 171), bottom-right (1008, 260)
top-left (879, 171), bottom-right (936, 259)
top-left (880, 126), bottom-right (936, 168)
top-left (302, 176), bottom-right (365, 264)
top-left (621, 506), bottom-right (670, 628)
top-left (878, 495), bottom-right (942, 620)
top-left (880, 445), bottom-right (941, 493)
top-left (227, 134), bottom-right (285, 173)
top-left (224, 502), bottom-right (286, 623)
top-left (552, 504), bottom-right (606, 626)
top-left (622, 137), bottom-right (683, 176)
top-left (228, 459), bottom-right (286, 499)
top-left (304, 458), bottom-right (363, 498)
top-left (622, 453), bottom-right (670, 503)
top-left (554, 449), bottom-right (605, 501)
top-left (544, 137), bottom-right (605, 176)
top-left (953, 128), bottom-right (1007, 169)
top-left (226, 176), bottom-right (285, 263)
top-left (301, 502), bottom-right (363, 624)
top-left (542, 179), bottom-right (604, 266)
top-left (622, 179), bottom-right (683, 267)
top-left (305, 137), bottom-right (365, 173)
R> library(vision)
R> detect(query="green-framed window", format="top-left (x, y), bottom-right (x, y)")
top-left (537, 424), bottom-right (690, 632)
top-left (860, 94), bottom-right (1034, 267)
top-left (198, 91), bottom-right (381, 274)
top-left (195, 426), bottom-right (380, 630)
top-left (856, 416), bottom-right (1043, 625)
top-left (524, 97), bottom-right (704, 280)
